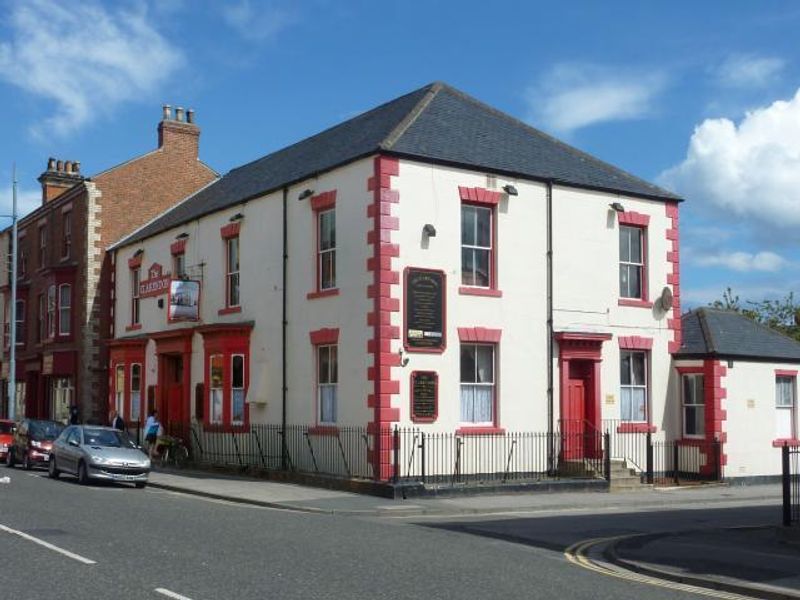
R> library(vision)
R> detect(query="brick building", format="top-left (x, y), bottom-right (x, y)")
top-left (1, 106), bottom-right (217, 423)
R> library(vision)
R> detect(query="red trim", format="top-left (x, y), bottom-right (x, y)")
top-left (555, 332), bottom-right (612, 344)
top-left (201, 326), bottom-right (251, 429)
top-left (773, 438), bottom-right (800, 448)
top-left (402, 267), bottom-right (447, 354)
top-left (366, 155), bottom-right (401, 480)
top-left (109, 343), bottom-right (146, 422)
top-left (309, 327), bottom-right (339, 345)
top-left (306, 288), bottom-right (339, 300)
top-left (458, 186), bottom-right (502, 206)
top-left (618, 298), bottom-right (653, 308)
top-left (675, 365), bottom-right (704, 375)
top-left (409, 371), bottom-right (438, 424)
top-left (459, 287), bottom-right (503, 297)
top-left (217, 306), bottom-right (242, 316)
top-left (666, 203), bottom-right (682, 353)
top-left (618, 211), bottom-right (650, 226)
top-left (456, 426), bottom-right (506, 435)
top-left (457, 327), bottom-right (502, 343)
top-left (307, 425), bottom-right (340, 436)
top-left (775, 369), bottom-right (798, 377)
top-left (618, 335), bottom-right (653, 350)
top-left (310, 190), bottom-right (337, 212)
top-left (223, 235), bottom-right (240, 311)
top-left (617, 422), bottom-right (657, 433)
top-left (220, 222), bottom-right (240, 239)
top-left (125, 324), bottom-right (142, 332)
top-left (128, 255), bottom-right (142, 269)
top-left (170, 240), bottom-right (187, 255)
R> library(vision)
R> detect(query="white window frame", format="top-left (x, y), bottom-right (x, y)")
top-left (681, 373), bottom-right (705, 438)
top-left (461, 204), bottom-right (493, 288)
top-left (58, 284), bottom-right (71, 336)
top-left (130, 363), bottom-right (142, 422)
top-left (38, 225), bottom-right (47, 269)
top-left (209, 354), bottom-right (224, 424)
top-left (460, 343), bottom-right (496, 425)
top-left (47, 285), bottom-right (56, 339)
top-left (226, 236), bottom-right (240, 308)
top-left (38, 293), bottom-right (45, 343)
top-left (173, 252), bottom-right (186, 279)
top-left (317, 344), bottom-right (338, 424)
top-left (62, 212), bottom-right (72, 259)
top-left (619, 225), bottom-right (645, 299)
top-left (620, 350), bottom-right (648, 422)
top-left (131, 268), bottom-right (141, 325)
top-left (776, 375), bottom-right (796, 440)
top-left (15, 299), bottom-right (24, 346)
top-left (231, 354), bottom-right (245, 426)
top-left (318, 209), bottom-right (336, 291)
top-left (115, 365), bottom-right (125, 418)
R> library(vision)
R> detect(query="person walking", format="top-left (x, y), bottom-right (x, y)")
top-left (144, 410), bottom-right (161, 459)
top-left (109, 409), bottom-right (125, 432)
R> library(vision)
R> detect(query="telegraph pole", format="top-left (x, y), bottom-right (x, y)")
top-left (7, 165), bottom-right (18, 420)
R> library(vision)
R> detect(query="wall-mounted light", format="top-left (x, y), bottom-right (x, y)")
top-left (298, 189), bottom-right (314, 200)
top-left (133, 248), bottom-right (144, 257)
top-left (503, 184), bottom-right (518, 196)
top-left (175, 232), bottom-right (189, 240)
top-left (229, 212), bottom-right (244, 222)
top-left (422, 223), bottom-right (437, 237)
top-left (398, 348), bottom-right (409, 367)
top-left (609, 202), bottom-right (625, 213)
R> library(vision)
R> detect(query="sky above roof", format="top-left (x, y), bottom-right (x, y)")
top-left (1, 0), bottom-right (800, 308)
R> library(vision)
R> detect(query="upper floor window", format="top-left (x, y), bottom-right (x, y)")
top-left (38, 225), bottom-right (47, 269)
top-left (620, 350), bottom-right (647, 422)
top-left (317, 344), bottom-right (337, 424)
top-left (47, 285), bottom-right (56, 339)
top-left (460, 344), bottom-right (495, 424)
top-left (682, 373), bottom-right (705, 438)
top-left (776, 375), bottom-right (796, 440)
top-left (131, 268), bottom-right (141, 325)
top-left (15, 299), bottom-right (24, 346)
top-left (173, 252), bottom-right (186, 279)
top-left (18, 246), bottom-right (27, 278)
top-left (619, 225), bottom-right (645, 299)
top-left (37, 294), bottom-right (45, 343)
top-left (62, 212), bottom-right (72, 259)
top-left (58, 284), bottom-right (71, 336)
top-left (318, 209), bottom-right (336, 291)
top-left (226, 236), bottom-right (240, 308)
top-left (461, 205), bottom-right (493, 288)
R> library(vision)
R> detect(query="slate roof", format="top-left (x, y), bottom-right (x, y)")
top-left (115, 82), bottom-right (681, 249)
top-left (676, 308), bottom-right (800, 362)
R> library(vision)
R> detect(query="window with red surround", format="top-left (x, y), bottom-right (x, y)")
top-left (108, 340), bottom-right (146, 423)
top-left (775, 372), bottom-right (797, 443)
top-left (618, 212), bottom-right (649, 306)
top-left (308, 190), bottom-right (337, 299)
top-left (171, 239), bottom-right (187, 279)
top-left (201, 326), bottom-right (251, 428)
top-left (310, 327), bottom-right (339, 425)
top-left (130, 266), bottom-right (141, 326)
top-left (458, 328), bottom-right (501, 430)
top-left (220, 226), bottom-right (240, 310)
top-left (460, 186), bottom-right (500, 294)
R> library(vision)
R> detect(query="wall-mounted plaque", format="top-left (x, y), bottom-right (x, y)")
top-left (411, 371), bottom-right (438, 422)
top-left (405, 268), bottom-right (446, 352)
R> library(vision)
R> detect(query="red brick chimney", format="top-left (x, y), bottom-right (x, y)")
top-left (158, 104), bottom-right (200, 158)
top-left (37, 157), bottom-right (84, 204)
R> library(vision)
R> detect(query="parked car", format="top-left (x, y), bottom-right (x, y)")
top-left (5, 419), bottom-right (64, 470)
top-left (49, 425), bottom-right (150, 488)
top-left (0, 419), bottom-right (15, 463)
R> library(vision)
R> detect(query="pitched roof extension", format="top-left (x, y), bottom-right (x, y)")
top-left (115, 82), bottom-right (681, 249)
top-left (676, 308), bottom-right (800, 363)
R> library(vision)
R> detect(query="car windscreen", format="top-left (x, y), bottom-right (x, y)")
top-left (29, 421), bottom-right (64, 440)
top-left (83, 429), bottom-right (136, 449)
top-left (0, 422), bottom-right (13, 434)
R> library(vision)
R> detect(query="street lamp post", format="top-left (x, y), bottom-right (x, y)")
top-left (5, 166), bottom-right (18, 420)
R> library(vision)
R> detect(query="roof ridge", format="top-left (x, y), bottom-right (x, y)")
top-left (435, 83), bottom-right (680, 200)
top-left (381, 82), bottom-right (442, 150)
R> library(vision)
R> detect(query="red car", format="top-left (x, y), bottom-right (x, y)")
top-left (5, 419), bottom-right (64, 470)
top-left (0, 419), bottom-right (14, 462)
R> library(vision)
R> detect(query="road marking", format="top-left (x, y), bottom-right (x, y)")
top-left (564, 535), bottom-right (755, 599)
top-left (155, 588), bottom-right (195, 600)
top-left (0, 523), bottom-right (96, 565)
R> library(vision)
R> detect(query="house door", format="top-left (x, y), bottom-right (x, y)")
top-left (563, 378), bottom-right (586, 459)
top-left (160, 354), bottom-right (185, 429)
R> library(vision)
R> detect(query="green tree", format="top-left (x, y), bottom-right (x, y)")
top-left (710, 287), bottom-right (800, 342)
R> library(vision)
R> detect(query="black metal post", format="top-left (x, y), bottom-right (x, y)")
top-left (420, 434), bottom-right (426, 484)
top-left (604, 431), bottom-right (611, 482)
top-left (645, 431), bottom-right (653, 484)
top-left (783, 445), bottom-right (791, 527)
top-left (673, 442), bottom-right (680, 485)
top-left (714, 439), bottom-right (722, 481)
top-left (392, 426), bottom-right (400, 484)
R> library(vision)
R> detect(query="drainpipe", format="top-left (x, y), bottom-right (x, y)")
top-left (281, 187), bottom-right (288, 470)
top-left (546, 180), bottom-right (554, 474)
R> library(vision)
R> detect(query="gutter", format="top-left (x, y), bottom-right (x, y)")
top-left (546, 180), bottom-right (555, 474)
top-left (281, 186), bottom-right (289, 470)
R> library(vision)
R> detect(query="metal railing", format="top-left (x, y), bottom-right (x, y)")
top-left (782, 444), bottom-right (800, 526)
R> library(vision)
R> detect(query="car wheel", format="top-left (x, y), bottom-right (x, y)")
top-left (77, 461), bottom-right (89, 485)
top-left (22, 452), bottom-right (32, 470)
top-left (5, 448), bottom-right (14, 468)
top-left (48, 456), bottom-right (60, 479)
top-left (135, 481), bottom-right (147, 489)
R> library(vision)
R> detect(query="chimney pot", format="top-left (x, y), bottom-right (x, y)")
top-left (47, 157), bottom-right (56, 171)
top-left (175, 106), bottom-right (185, 122)
top-left (162, 104), bottom-right (172, 120)
top-left (186, 109), bottom-right (195, 124)
top-left (56, 160), bottom-right (64, 172)
top-left (74, 161), bottom-right (81, 174)
top-left (65, 161), bottom-right (72, 174)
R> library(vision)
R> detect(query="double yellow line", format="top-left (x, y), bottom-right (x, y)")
top-left (564, 535), bottom-right (755, 600)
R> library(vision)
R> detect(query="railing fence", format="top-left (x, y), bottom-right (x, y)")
top-left (782, 444), bottom-right (800, 526)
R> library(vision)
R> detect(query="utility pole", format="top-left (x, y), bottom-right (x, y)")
top-left (7, 165), bottom-right (18, 420)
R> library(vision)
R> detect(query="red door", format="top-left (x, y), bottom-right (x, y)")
top-left (563, 379), bottom-right (585, 459)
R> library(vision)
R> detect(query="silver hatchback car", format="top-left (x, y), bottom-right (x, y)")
top-left (49, 425), bottom-right (151, 488)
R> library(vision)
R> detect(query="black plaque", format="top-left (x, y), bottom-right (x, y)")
top-left (405, 268), bottom-right (445, 351)
top-left (412, 371), bottom-right (438, 421)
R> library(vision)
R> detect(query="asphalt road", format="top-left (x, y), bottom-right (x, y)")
top-left (0, 469), bottom-right (774, 600)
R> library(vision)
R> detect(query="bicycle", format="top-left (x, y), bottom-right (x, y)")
top-left (156, 435), bottom-right (190, 468)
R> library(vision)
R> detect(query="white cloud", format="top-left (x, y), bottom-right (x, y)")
top-left (221, 0), bottom-right (295, 43)
top-left (527, 64), bottom-right (667, 134)
top-left (693, 250), bottom-right (788, 272)
top-left (716, 54), bottom-right (785, 88)
top-left (660, 89), bottom-right (800, 227)
top-left (0, 186), bottom-right (42, 220)
top-left (0, 0), bottom-right (184, 137)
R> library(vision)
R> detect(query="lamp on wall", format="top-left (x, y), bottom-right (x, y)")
top-left (229, 212), bottom-right (244, 222)
top-left (298, 189), bottom-right (314, 200)
top-left (133, 248), bottom-right (144, 257)
top-left (502, 184), bottom-right (518, 196)
top-left (422, 223), bottom-right (437, 237)
top-left (175, 232), bottom-right (189, 240)
top-left (609, 202), bottom-right (625, 213)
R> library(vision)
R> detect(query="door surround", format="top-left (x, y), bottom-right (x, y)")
top-left (555, 332), bottom-right (611, 436)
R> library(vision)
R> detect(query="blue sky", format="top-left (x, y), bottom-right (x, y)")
top-left (2, 0), bottom-right (800, 308)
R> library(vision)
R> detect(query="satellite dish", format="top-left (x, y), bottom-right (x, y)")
top-left (660, 286), bottom-right (674, 311)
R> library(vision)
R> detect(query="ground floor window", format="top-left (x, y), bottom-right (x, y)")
top-left (682, 373), bottom-right (705, 437)
top-left (115, 365), bottom-right (125, 417)
top-left (776, 375), bottom-right (796, 439)
top-left (130, 364), bottom-right (142, 422)
top-left (620, 351), bottom-right (648, 422)
top-left (14, 382), bottom-right (26, 419)
top-left (317, 345), bottom-right (338, 424)
top-left (209, 354), bottom-right (224, 424)
top-left (201, 327), bottom-right (251, 428)
top-left (51, 377), bottom-right (73, 424)
top-left (460, 344), bottom-right (495, 424)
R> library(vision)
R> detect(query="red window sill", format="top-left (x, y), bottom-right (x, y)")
top-left (617, 422), bottom-right (657, 433)
top-left (772, 438), bottom-right (800, 447)
top-left (307, 289), bottom-right (339, 300)
top-left (125, 324), bottom-right (142, 332)
top-left (456, 426), bottom-right (506, 436)
top-left (618, 298), bottom-right (654, 308)
top-left (218, 306), bottom-right (242, 316)
top-left (308, 425), bottom-right (339, 436)
top-left (459, 287), bottom-right (503, 298)
top-left (411, 416), bottom-right (437, 424)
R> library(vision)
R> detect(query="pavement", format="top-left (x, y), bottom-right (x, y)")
top-left (148, 468), bottom-right (800, 599)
